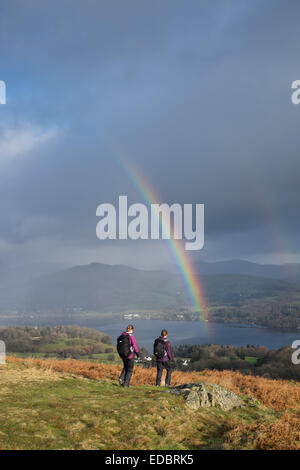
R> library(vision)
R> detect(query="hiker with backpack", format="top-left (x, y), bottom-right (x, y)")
top-left (117, 325), bottom-right (140, 388)
top-left (154, 329), bottom-right (174, 387)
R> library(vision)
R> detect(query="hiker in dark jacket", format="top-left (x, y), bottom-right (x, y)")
top-left (118, 325), bottom-right (139, 388)
top-left (155, 329), bottom-right (174, 387)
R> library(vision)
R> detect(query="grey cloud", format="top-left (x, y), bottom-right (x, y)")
top-left (0, 0), bottom-right (299, 276)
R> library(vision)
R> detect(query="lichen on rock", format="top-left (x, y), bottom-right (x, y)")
top-left (170, 382), bottom-right (245, 411)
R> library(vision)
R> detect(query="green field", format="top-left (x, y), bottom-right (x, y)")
top-left (0, 361), bottom-right (279, 450)
top-left (244, 356), bottom-right (258, 364)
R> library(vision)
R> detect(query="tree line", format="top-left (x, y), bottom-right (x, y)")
top-left (173, 343), bottom-right (300, 380)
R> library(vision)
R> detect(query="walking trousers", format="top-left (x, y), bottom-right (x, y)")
top-left (156, 360), bottom-right (172, 386)
top-left (119, 357), bottom-right (134, 387)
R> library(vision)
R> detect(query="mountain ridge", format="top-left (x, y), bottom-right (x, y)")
top-left (0, 261), bottom-right (298, 322)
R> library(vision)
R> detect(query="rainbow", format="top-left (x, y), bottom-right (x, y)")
top-left (117, 156), bottom-right (209, 326)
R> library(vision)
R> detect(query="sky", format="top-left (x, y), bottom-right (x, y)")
top-left (0, 0), bottom-right (300, 280)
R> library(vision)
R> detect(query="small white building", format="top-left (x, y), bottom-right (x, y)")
top-left (124, 314), bottom-right (133, 319)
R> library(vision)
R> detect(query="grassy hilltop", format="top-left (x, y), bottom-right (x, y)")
top-left (0, 357), bottom-right (300, 450)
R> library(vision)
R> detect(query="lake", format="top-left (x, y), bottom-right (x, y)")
top-left (0, 317), bottom-right (299, 351)
top-left (82, 319), bottom-right (300, 352)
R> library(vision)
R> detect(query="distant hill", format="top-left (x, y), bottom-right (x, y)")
top-left (167, 259), bottom-right (300, 282)
top-left (196, 259), bottom-right (300, 282)
top-left (201, 273), bottom-right (292, 305)
top-left (0, 262), bottom-right (296, 321)
top-left (7, 262), bottom-right (189, 314)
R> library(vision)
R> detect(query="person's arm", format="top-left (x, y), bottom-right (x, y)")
top-left (130, 335), bottom-right (140, 357)
top-left (166, 341), bottom-right (174, 361)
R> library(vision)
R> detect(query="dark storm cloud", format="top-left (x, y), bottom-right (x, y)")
top-left (0, 0), bottom-right (300, 275)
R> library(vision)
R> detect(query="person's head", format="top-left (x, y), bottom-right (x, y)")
top-left (161, 329), bottom-right (168, 338)
top-left (126, 324), bottom-right (134, 333)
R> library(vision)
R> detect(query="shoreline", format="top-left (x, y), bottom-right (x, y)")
top-left (0, 313), bottom-right (299, 334)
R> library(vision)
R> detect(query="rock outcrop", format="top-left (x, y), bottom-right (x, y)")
top-left (170, 382), bottom-right (245, 411)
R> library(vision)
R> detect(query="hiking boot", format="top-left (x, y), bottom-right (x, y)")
top-left (119, 378), bottom-right (124, 386)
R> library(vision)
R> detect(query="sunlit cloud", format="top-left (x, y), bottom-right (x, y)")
top-left (0, 125), bottom-right (58, 164)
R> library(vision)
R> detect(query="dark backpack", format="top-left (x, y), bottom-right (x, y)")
top-left (117, 334), bottom-right (131, 358)
top-left (153, 338), bottom-right (166, 359)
